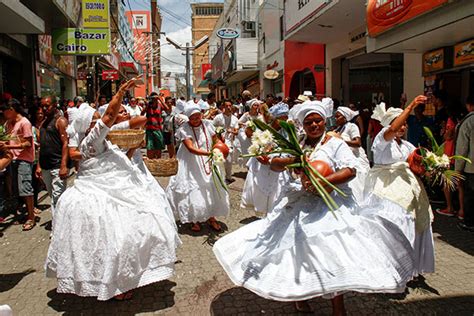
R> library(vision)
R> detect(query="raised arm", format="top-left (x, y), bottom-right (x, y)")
top-left (102, 77), bottom-right (141, 128)
top-left (384, 95), bottom-right (427, 141)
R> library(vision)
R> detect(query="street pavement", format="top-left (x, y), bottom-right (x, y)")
top-left (0, 166), bottom-right (473, 315)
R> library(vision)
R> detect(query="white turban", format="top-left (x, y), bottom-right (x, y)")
top-left (184, 102), bottom-right (201, 117)
top-left (73, 104), bottom-right (96, 135)
top-left (296, 99), bottom-right (334, 123)
top-left (269, 102), bottom-right (289, 118)
top-left (371, 102), bottom-right (403, 127)
top-left (199, 100), bottom-right (210, 111)
top-left (175, 99), bottom-right (186, 113)
top-left (336, 106), bottom-right (359, 122)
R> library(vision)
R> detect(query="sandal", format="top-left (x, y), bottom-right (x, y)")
top-left (295, 301), bottom-right (313, 313)
top-left (113, 291), bottom-right (133, 301)
top-left (22, 219), bottom-right (36, 231)
top-left (208, 218), bottom-right (222, 232)
top-left (191, 223), bottom-right (201, 232)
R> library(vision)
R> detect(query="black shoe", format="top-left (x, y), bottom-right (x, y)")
top-left (458, 221), bottom-right (474, 232)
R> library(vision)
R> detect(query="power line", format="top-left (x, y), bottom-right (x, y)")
top-left (110, 12), bottom-right (140, 65)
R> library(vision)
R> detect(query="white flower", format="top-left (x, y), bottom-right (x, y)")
top-left (212, 148), bottom-right (225, 164)
top-left (245, 120), bottom-right (255, 129)
top-left (215, 126), bottom-right (224, 134)
top-left (248, 143), bottom-right (260, 156)
top-left (439, 154), bottom-right (450, 168)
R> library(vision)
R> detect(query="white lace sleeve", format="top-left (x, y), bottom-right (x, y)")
top-left (372, 126), bottom-right (391, 153)
top-left (332, 139), bottom-right (360, 170)
top-left (177, 123), bottom-right (193, 141)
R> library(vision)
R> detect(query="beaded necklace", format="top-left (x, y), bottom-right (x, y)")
top-left (191, 122), bottom-right (212, 175)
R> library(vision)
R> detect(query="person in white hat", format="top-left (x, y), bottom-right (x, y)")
top-left (362, 95), bottom-right (434, 278)
top-left (332, 101), bottom-right (370, 202)
top-left (240, 102), bottom-right (292, 217)
top-left (166, 102), bottom-right (230, 232)
top-left (213, 99), bottom-right (416, 314)
top-left (45, 78), bottom-right (180, 301)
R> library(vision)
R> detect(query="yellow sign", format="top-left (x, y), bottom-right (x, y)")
top-left (82, 0), bottom-right (109, 28)
top-left (454, 39), bottom-right (474, 67)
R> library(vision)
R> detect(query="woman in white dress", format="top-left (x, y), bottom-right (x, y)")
top-left (362, 96), bottom-right (435, 277)
top-left (45, 79), bottom-right (181, 301)
top-left (237, 99), bottom-right (263, 166)
top-left (240, 102), bottom-right (292, 217)
top-left (333, 106), bottom-right (370, 202)
top-left (213, 100), bottom-right (415, 315)
top-left (166, 103), bottom-right (230, 232)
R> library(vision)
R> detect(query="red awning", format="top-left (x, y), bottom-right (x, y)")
top-left (119, 62), bottom-right (138, 74)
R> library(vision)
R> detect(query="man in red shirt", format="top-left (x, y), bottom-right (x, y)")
top-left (146, 92), bottom-right (169, 159)
top-left (1, 99), bottom-right (36, 231)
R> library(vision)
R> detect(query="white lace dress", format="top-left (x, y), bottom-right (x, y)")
top-left (337, 122), bottom-right (370, 203)
top-left (361, 126), bottom-right (434, 276)
top-left (213, 137), bottom-right (415, 301)
top-left (166, 120), bottom-right (230, 223)
top-left (45, 120), bottom-right (181, 301)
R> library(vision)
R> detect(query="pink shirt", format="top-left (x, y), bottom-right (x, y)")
top-left (6, 116), bottom-right (35, 163)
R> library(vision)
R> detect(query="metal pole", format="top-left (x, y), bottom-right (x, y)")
top-left (145, 58), bottom-right (150, 96)
top-left (185, 42), bottom-right (191, 100)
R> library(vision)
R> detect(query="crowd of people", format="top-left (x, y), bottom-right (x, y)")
top-left (0, 79), bottom-right (473, 314)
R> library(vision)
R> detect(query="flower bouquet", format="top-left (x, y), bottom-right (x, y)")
top-left (408, 127), bottom-right (471, 190)
top-left (207, 148), bottom-right (228, 194)
top-left (242, 119), bottom-right (347, 216)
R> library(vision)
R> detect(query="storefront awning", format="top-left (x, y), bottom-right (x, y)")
top-left (225, 69), bottom-right (259, 84)
top-left (120, 62), bottom-right (139, 75)
top-left (0, 0), bottom-right (44, 33)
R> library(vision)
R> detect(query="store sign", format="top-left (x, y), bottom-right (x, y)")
top-left (102, 69), bottom-right (118, 80)
top-left (38, 35), bottom-right (75, 77)
top-left (367, 0), bottom-right (448, 37)
top-left (132, 14), bottom-right (148, 30)
top-left (454, 39), bottom-right (474, 67)
top-left (201, 64), bottom-right (212, 80)
top-left (423, 48), bottom-right (444, 74)
top-left (286, 0), bottom-right (331, 35)
top-left (82, 0), bottom-right (110, 28)
top-left (217, 28), bottom-right (240, 39)
top-left (52, 28), bottom-right (110, 55)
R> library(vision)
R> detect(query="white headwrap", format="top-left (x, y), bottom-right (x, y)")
top-left (269, 102), bottom-right (289, 118)
top-left (336, 106), bottom-right (359, 122)
top-left (296, 98), bottom-right (334, 123)
top-left (184, 101), bottom-right (201, 117)
top-left (371, 102), bottom-right (403, 127)
top-left (246, 98), bottom-right (261, 108)
top-left (198, 99), bottom-right (209, 110)
top-left (73, 104), bottom-right (96, 135)
top-left (175, 99), bottom-right (186, 113)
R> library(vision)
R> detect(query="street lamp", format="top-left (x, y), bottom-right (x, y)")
top-left (166, 35), bottom-right (209, 100)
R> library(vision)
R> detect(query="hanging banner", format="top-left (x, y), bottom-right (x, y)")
top-left (82, 0), bottom-right (110, 28)
top-left (52, 28), bottom-right (110, 55)
top-left (367, 0), bottom-right (448, 37)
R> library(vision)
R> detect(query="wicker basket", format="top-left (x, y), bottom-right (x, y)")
top-left (144, 158), bottom-right (178, 177)
top-left (107, 129), bottom-right (145, 149)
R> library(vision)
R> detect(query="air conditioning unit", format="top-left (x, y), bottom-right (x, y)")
top-left (242, 21), bottom-right (256, 32)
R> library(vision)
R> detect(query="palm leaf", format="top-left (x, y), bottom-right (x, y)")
top-left (423, 127), bottom-right (439, 151)
top-left (450, 155), bottom-right (472, 164)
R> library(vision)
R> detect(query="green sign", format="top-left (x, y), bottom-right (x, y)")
top-left (82, 0), bottom-right (110, 28)
top-left (52, 28), bottom-right (110, 55)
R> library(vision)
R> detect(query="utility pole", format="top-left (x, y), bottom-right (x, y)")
top-left (166, 35), bottom-right (209, 100)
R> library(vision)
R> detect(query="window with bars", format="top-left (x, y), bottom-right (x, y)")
top-left (195, 7), bottom-right (223, 16)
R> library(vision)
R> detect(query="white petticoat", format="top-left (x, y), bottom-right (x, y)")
top-left (214, 181), bottom-right (416, 301)
top-left (240, 157), bottom-right (291, 216)
top-left (45, 148), bottom-right (181, 301)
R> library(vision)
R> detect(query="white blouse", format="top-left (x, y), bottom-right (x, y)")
top-left (372, 126), bottom-right (416, 165)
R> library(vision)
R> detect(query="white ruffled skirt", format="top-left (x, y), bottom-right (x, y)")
top-left (45, 149), bottom-right (181, 301)
top-left (240, 158), bottom-right (291, 216)
top-left (214, 182), bottom-right (416, 301)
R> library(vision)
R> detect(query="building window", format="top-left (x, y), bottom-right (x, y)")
top-left (196, 6), bottom-right (223, 16)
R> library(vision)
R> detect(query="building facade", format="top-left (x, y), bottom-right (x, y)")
top-left (191, 2), bottom-right (224, 97)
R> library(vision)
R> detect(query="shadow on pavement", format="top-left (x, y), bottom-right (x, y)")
top-left (178, 222), bottom-right (228, 246)
top-left (210, 287), bottom-right (474, 315)
top-left (432, 213), bottom-right (474, 256)
top-left (233, 171), bottom-right (247, 180)
top-left (0, 269), bottom-right (36, 293)
top-left (239, 216), bottom-right (261, 225)
top-left (46, 280), bottom-right (176, 315)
